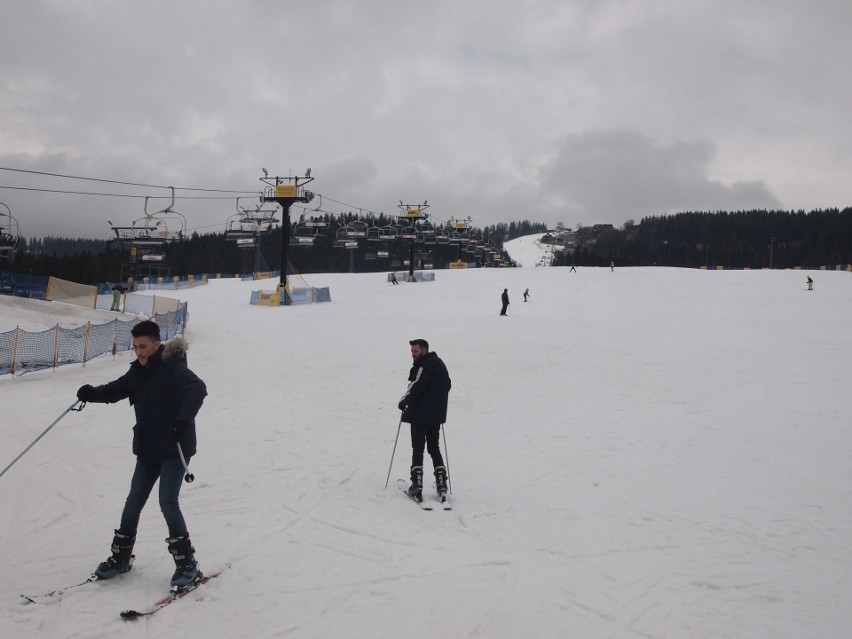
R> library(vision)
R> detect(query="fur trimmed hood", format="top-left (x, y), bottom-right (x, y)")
top-left (163, 336), bottom-right (189, 360)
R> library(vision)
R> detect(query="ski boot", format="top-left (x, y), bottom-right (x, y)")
top-left (435, 466), bottom-right (448, 499)
top-left (166, 535), bottom-right (200, 589)
top-left (94, 529), bottom-right (135, 579)
top-left (407, 466), bottom-right (424, 502)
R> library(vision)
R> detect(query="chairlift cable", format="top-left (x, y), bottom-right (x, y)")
top-left (0, 185), bottom-right (247, 199)
top-left (0, 167), bottom-right (258, 194)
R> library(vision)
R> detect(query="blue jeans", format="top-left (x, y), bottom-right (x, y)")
top-left (119, 458), bottom-right (189, 538)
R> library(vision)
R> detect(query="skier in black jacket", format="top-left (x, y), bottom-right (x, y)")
top-left (76, 320), bottom-right (207, 589)
top-left (500, 288), bottom-right (509, 316)
top-left (398, 338), bottom-right (452, 502)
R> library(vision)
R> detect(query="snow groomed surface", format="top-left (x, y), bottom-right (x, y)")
top-left (2, 245), bottom-right (850, 637)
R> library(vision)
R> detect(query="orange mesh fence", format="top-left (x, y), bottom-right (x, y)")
top-left (1, 303), bottom-right (187, 376)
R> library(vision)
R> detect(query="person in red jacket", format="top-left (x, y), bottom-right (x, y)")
top-left (398, 339), bottom-right (452, 502)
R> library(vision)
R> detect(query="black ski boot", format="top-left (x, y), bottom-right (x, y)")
top-left (94, 529), bottom-right (135, 579)
top-left (166, 535), bottom-right (200, 589)
top-left (408, 466), bottom-right (424, 502)
top-left (435, 466), bottom-right (448, 497)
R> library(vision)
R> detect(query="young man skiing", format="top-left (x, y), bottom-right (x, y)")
top-left (398, 339), bottom-right (452, 503)
top-left (76, 320), bottom-right (207, 589)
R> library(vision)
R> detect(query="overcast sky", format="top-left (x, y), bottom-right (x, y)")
top-left (1, 0), bottom-right (850, 240)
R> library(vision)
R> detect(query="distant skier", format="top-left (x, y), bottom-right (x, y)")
top-left (807, 275), bottom-right (813, 291)
top-left (523, 288), bottom-right (530, 302)
top-left (610, 261), bottom-right (615, 272)
top-left (389, 272), bottom-right (399, 285)
top-left (500, 288), bottom-right (509, 316)
top-left (398, 339), bottom-right (452, 503)
top-left (110, 284), bottom-right (125, 311)
top-left (76, 320), bottom-right (207, 589)
top-left (570, 262), bottom-right (577, 273)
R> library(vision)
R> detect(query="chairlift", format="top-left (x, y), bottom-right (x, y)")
top-left (378, 224), bottom-right (398, 241)
top-left (142, 190), bottom-right (187, 242)
top-left (302, 196), bottom-right (328, 228)
top-left (0, 203), bottom-right (20, 262)
top-left (334, 226), bottom-right (359, 249)
top-left (399, 224), bottom-right (418, 240)
top-left (418, 220), bottom-right (437, 244)
top-left (225, 198), bottom-right (279, 242)
top-left (345, 219), bottom-right (369, 238)
top-left (111, 217), bottom-right (172, 246)
top-left (291, 221), bottom-right (319, 246)
top-left (224, 215), bottom-right (256, 240)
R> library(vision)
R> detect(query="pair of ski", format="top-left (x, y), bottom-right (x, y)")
top-left (20, 573), bottom-right (104, 604)
top-left (120, 568), bottom-right (225, 619)
top-left (399, 479), bottom-right (451, 510)
top-left (20, 565), bottom-right (225, 619)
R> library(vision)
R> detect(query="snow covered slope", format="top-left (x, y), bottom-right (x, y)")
top-left (1, 266), bottom-right (850, 638)
top-left (503, 233), bottom-right (554, 267)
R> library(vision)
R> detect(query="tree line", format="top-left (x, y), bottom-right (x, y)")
top-left (11, 208), bottom-right (849, 281)
top-left (8, 215), bottom-right (547, 284)
top-left (556, 208), bottom-right (852, 269)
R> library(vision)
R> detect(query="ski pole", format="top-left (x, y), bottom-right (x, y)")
top-left (0, 399), bottom-right (84, 481)
top-left (176, 442), bottom-right (195, 483)
top-left (442, 423), bottom-right (452, 495)
top-left (384, 415), bottom-right (403, 489)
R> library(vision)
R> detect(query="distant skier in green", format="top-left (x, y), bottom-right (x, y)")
top-left (807, 275), bottom-right (813, 291)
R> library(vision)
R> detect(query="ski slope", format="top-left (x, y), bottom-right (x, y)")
top-left (503, 233), bottom-right (554, 267)
top-left (1, 262), bottom-right (851, 638)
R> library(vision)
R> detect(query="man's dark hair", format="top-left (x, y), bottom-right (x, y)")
top-left (409, 338), bottom-right (429, 350)
top-left (132, 320), bottom-right (161, 340)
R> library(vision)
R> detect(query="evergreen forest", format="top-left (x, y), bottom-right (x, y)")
top-left (557, 208), bottom-right (852, 269)
top-left (4, 208), bottom-right (852, 284)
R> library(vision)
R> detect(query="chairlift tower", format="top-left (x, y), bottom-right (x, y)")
top-left (397, 201), bottom-right (430, 280)
top-left (449, 216), bottom-right (473, 264)
top-left (260, 170), bottom-right (315, 289)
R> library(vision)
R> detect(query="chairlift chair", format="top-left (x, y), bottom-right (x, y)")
top-left (378, 224), bottom-right (398, 241)
top-left (291, 221), bottom-right (319, 246)
top-left (0, 206), bottom-right (20, 262)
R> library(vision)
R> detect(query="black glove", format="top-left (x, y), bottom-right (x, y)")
top-left (173, 420), bottom-right (190, 441)
top-left (398, 401), bottom-right (407, 411)
top-left (77, 384), bottom-right (95, 402)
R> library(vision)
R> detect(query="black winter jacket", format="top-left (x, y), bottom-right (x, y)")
top-left (87, 338), bottom-right (207, 461)
top-left (400, 351), bottom-right (451, 424)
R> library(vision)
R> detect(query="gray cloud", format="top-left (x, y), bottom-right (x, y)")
top-left (0, 1), bottom-right (849, 240)
top-left (536, 130), bottom-right (781, 226)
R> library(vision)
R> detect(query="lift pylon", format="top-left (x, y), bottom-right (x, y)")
top-left (260, 171), bottom-right (315, 289)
